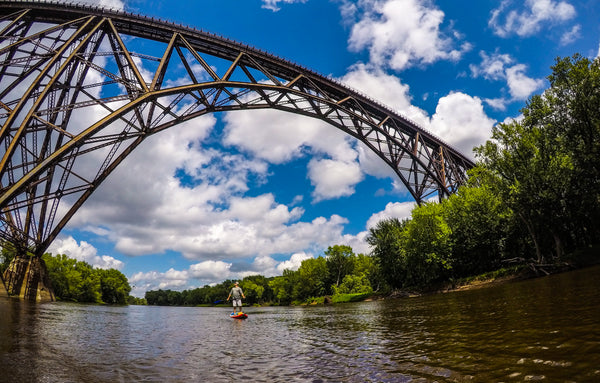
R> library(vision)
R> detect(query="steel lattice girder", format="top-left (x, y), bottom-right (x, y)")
top-left (0, 1), bottom-right (475, 255)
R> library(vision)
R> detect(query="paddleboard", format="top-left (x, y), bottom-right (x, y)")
top-left (230, 312), bottom-right (248, 319)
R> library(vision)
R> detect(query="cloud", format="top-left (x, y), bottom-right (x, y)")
top-left (347, 0), bottom-right (470, 70)
top-left (559, 24), bottom-right (581, 46)
top-left (223, 109), bottom-right (349, 164)
top-left (129, 268), bottom-right (189, 296)
top-left (339, 63), bottom-right (430, 126)
top-left (470, 51), bottom-right (545, 104)
top-left (489, 0), bottom-right (576, 38)
top-left (53, 0), bottom-right (126, 9)
top-left (261, 0), bottom-right (307, 12)
top-left (469, 51), bottom-right (513, 81)
top-left (276, 252), bottom-right (312, 273)
top-left (356, 143), bottom-right (397, 180)
top-left (340, 64), bottom-right (496, 159)
top-left (308, 158), bottom-right (363, 202)
top-left (189, 260), bottom-right (233, 280)
top-left (429, 92), bottom-right (496, 158)
top-left (366, 201), bottom-right (416, 229)
top-left (505, 64), bottom-right (546, 99)
top-left (223, 107), bottom-right (366, 202)
top-left (127, 251), bottom-right (316, 297)
top-left (69, 113), bottom-right (356, 260)
top-left (47, 236), bottom-right (125, 270)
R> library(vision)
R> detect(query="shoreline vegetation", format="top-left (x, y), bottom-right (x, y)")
top-left (145, 245), bottom-right (599, 308)
top-left (272, 249), bottom-right (600, 306)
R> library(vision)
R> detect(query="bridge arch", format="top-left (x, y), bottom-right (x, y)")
top-left (0, 1), bottom-right (474, 275)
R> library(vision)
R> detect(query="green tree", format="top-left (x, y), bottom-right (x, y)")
top-left (294, 256), bottom-right (329, 300)
top-left (325, 245), bottom-right (355, 289)
top-left (333, 273), bottom-right (372, 295)
top-left (366, 218), bottom-right (408, 289)
top-left (476, 54), bottom-right (600, 262)
top-left (0, 241), bottom-right (17, 275)
top-left (543, 54), bottom-right (600, 248)
top-left (43, 253), bottom-right (102, 303)
top-left (75, 262), bottom-right (102, 303)
top-left (98, 268), bottom-right (131, 304)
top-left (269, 270), bottom-right (296, 305)
top-left (240, 275), bottom-right (272, 304)
top-left (353, 253), bottom-right (382, 291)
top-left (442, 178), bottom-right (512, 277)
top-left (403, 202), bottom-right (452, 287)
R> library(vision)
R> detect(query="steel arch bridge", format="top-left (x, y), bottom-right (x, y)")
top-left (0, 1), bottom-right (474, 299)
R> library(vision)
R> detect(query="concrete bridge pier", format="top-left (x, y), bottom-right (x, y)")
top-left (2, 256), bottom-right (54, 302)
top-left (0, 273), bottom-right (8, 298)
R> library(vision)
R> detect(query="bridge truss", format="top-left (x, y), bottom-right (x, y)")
top-left (0, 1), bottom-right (474, 261)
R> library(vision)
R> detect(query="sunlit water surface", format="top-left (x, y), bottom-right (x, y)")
top-left (1, 265), bottom-right (600, 382)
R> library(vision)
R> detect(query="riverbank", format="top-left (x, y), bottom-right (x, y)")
top-left (394, 246), bottom-right (600, 298)
top-left (315, 247), bottom-right (600, 305)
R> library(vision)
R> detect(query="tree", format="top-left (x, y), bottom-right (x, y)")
top-left (0, 241), bottom-right (16, 275)
top-left (294, 257), bottom-right (329, 300)
top-left (333, 273), bottom-right (372, 295)
top-left (325, 245), bottom-right (355, 290)
top-left (476, 54), bottom-right (600, 262)
top-left (403, 202), bottom-right (452, 287)
top-left (353, 253), bottom-right (382, 291)
top-left (43, 253), bottom-right (130, 304)
top-left (442, 178), bottom-right (512, 277)
top-left (544, 54), bottom-right (600, 248)
top-left (366, 218), bottom-right (408, 289)
top-left (98, 268), bottom-right (131, 304)
top-left (269, 269), bottom-right (296, 305)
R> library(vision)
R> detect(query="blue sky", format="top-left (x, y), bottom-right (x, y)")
top-left (45, 0), bottom-right (600, 296)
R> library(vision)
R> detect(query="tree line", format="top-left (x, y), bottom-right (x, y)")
top-left (146, 54), bottom-right (599, 305)
top-left (42, 253), bottom-right (133, 304)
top-left (145, 245), bottom-right (378, 306)
top-left (0, 243), bottom-right (134, 304)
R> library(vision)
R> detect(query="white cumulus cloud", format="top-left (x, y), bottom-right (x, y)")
top-left (347, 0), bottom-right (470, 70)
top-left (489, 0), bottom-right (576, 38)
top-left (261, 0), bottom-right (307, 12)
top-left (47, 236), bottom-right (124, 270)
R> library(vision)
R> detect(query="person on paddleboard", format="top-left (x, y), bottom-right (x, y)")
top-left (227, 281), bottom-right (245, 315)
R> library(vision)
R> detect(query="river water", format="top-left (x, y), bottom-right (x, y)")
top-left (1, 266), bottom-right (599, 382)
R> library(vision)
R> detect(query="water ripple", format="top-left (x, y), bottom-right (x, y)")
top-left (2, 266), bottom-right (600, 382)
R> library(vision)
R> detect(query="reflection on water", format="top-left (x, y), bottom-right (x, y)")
top-left (1, 266), bottom-right (600, 382)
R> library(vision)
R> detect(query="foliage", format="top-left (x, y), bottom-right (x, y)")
top-left (97, 268), bottom-right (132, 304)
top-left (42, 253), bottom-right (131, 304)
top-left (402, 202), bottom-right (453, 286)
top-left (294, 256), bottom-right (329, 298)
top-left (442, 180), bottom-right (512, 277)
top-left (332, 273), bottom-right (372, 295)
top-left (0, 241), bottom-right (17, 275)
top-left (364, 54), bottom-right (600, 290)
top-left (146, 247), bottom-right (377, 306)
top-left (325, 245), bottom-right (355, 288)
top-left (366, 218), bottom-right (408, 289)
top-left (127, 296), bottom-right (147, 305)
top-left (475, 54), bottom-right (600, 262)
top-left (331, 292), bottom-right (372, 303)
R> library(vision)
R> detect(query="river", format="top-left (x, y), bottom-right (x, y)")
top-left (1, 265), bottom-right (599, 382)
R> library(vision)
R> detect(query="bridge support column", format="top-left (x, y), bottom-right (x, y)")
top-left (3, 255), bottom-right (54, 302)
top-left (0, 273), bottom-right (8, 298)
